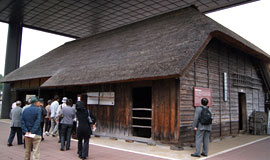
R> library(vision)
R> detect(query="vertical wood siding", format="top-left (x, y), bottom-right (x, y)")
top-left (89, 79), bottom-right (179, 144)
top-left (179, 39), bottom-right (265, 144)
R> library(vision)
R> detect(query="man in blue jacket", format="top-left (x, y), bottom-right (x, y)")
top-left (21, 96), bottom-right (41, 160)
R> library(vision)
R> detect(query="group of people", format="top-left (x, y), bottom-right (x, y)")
top-left (8, 95), bottom-right (212, 159)
top-left (7, 95), bottom-right (96, 160)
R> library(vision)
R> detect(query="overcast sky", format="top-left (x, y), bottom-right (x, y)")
top-left (0, 0), bottom-right (269, 76)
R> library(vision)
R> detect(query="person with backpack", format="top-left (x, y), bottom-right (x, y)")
top-left (191, 98), bottom-right (212, 158)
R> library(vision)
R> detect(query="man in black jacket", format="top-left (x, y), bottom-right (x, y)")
top-left (39, 98), bottom-right (47, 141)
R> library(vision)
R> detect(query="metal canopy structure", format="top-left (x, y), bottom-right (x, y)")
top-left (0, 0), bottom-right (257, 39)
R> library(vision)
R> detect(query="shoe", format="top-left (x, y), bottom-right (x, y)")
top-left (191, 154), bottom-right (200, 157)
top-left (45, 131), bottom-right (49, 136)
top-left (201, 153), bottom-right (208, 157)
top-left (66, 148), bottom-right (70, 150)
top-left (81, 157), bottom-right (86, 160)
top-left (7, 143), bottom-right (12, 147)
top-left (41, 138), bottom-right (44, 141)
top-left (60, 148), bottom-right (64, 151)
top-left (18, 143), bottom-right (24, 145)
top-left (52, 134), bottom-right (56, 137)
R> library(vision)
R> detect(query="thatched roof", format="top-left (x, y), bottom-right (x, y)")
top-left (1, 6), bottom-right (270, 87)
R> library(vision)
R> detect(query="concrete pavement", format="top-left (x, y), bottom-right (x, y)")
top-left (0, 119), bottom-right (269, 160)
top-left (0, 120), bottom-right (167, 160)
top-left (206, 137), bottom-right (270, 160)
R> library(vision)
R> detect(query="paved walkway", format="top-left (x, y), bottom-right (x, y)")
top-left (0, 121), bottom-right (167, 160)
top-left (206, 137), bottom-right (270, 160)
top-left (1, 119), bottom-right (269, 160)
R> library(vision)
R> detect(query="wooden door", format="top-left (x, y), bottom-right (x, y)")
top-left (238, 93), bottom-right (247, 132)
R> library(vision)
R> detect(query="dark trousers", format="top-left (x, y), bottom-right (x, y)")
top-left (40, 122), bottom-right (44, 139)
top-left (61, 124), bottom-right (73, 150)
top-left (78, 137), bottom-right (90, 158)
top-left (72, 121), bottom-right (77, 139)
top-left (44, 118), bottom-right (51, 132)
top-left (8, 127), bottom-right (23, 144)
top-left (58, 122), bottom-right (62, 142)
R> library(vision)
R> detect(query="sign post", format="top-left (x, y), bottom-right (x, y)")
top-left (194, 87), bottom-right (212, 107)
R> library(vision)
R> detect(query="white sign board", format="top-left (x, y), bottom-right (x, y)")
top-left (99, 92), bottom-right (115, 106)
top-left (87, 92), bottom-right (115, 106)
top-left (26, 95), bottom-right (36, 101)
top-left (87, 92), bottom-right (99, 105)
top-left (224, 72), bottom-right (228, 102)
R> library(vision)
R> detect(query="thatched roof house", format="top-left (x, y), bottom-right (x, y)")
top-left (1, 7), bottom-right (269, 86)
top-left (1, 6), bottom-right (270, 145)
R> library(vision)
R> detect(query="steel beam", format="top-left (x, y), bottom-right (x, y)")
top-left (1, 21), bottom-right (22, 118)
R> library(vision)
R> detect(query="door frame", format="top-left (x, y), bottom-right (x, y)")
top-left (238, 92), bottom-right (247, 132)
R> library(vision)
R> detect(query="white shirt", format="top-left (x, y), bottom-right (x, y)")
top-left (11, 102), bottom-right (16, 109)
top-left (56, 103), bottom-right (66, 118)
top-left (50, 101), bottom-right (59, 118)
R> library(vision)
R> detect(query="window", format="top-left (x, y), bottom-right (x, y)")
top-left (231, 73), bottom-right (261, 89)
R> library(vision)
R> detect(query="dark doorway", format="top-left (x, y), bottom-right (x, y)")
top-left (132, 87), bottom-right (152, 138)
top-left (17, 90), bottom-right (38, 106)
top-left (238, 93), bottom-right (247, 132)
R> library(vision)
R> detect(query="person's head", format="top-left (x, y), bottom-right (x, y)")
top-left (62, 97), bottom-right (68, 104)
top-left (201, 98), bottom-right (209, 106)
top-left (66, 99), bottom-right (73, 107)
top-left (47, 100), bottom-right (52, 105)
top-left (54, 95), bottom-right (60, 101)
top-left (76, 101), bottom-right (86, 110)
top-left (39, 98), bottom-right (44, 107)
top-left (30, 96), bottom-right (40, 107)
top-left (16, 101), bottom-right (22, 107)
top-left (27, 98), bottom-right (31, 105)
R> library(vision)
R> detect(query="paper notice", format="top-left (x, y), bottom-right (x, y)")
top-left (25, 133), bottom-right (36, 138)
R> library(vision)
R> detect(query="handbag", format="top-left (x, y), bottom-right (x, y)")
top-left (87, 110), bottom-right (97, 132)
top-left (87, 110), bottom-right (93, 124)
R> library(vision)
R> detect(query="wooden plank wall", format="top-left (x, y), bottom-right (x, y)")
top-left (89, 79), bottom-right (179, 144)
top-left (12, 77), bottom-right (49, 89)
top-left (89, 83), bottom-right (131, 137)
top-left (152, 79), bottom-right (180, 144)
top-left (12, 77), bottom-right (179, 144)
top-left (179, 39), bottom-right (265, 145)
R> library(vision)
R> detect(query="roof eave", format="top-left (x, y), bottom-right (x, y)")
top-left (41, 74), bottom-right (180, 88)
top-left (210, 31), bottom-right (270, 63)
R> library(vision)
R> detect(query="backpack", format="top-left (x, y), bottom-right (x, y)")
top-left (199, 107), bottom-right (212, 125)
